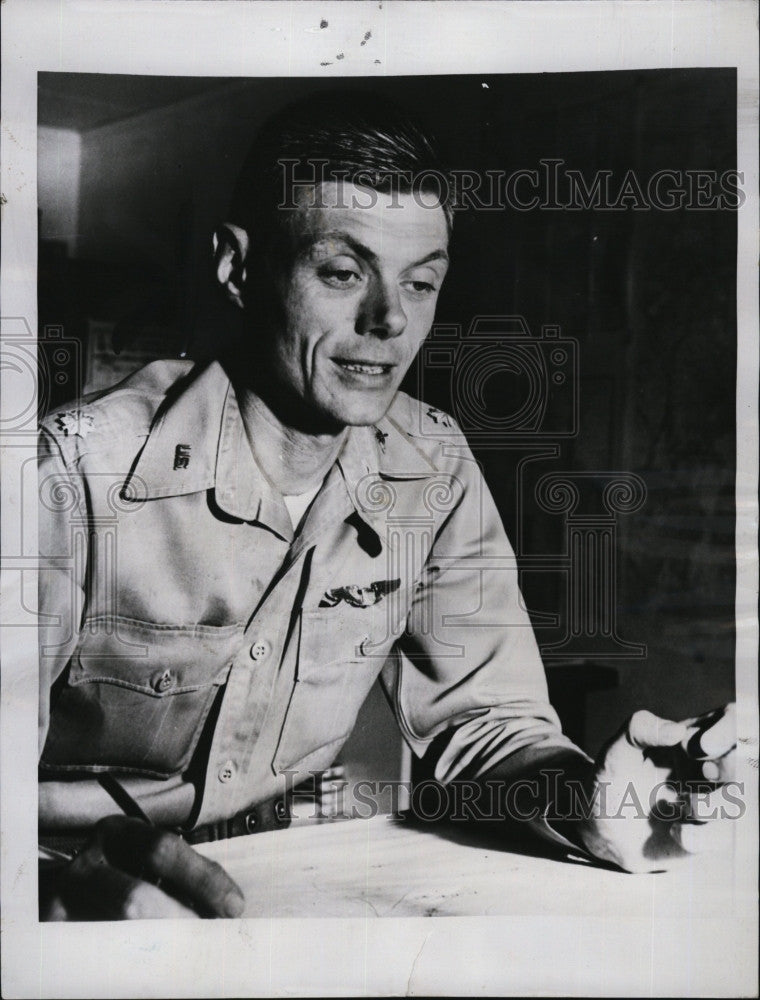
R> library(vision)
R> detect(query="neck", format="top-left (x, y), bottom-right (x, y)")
top-left (236, 386), bottom-right (347, 496)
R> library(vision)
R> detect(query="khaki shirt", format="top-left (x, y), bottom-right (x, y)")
top-left (38, 360), bottom-right (582, 830)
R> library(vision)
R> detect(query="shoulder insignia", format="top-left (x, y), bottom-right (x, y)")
top-left (426, 406), bottom-right (454, 428)
top-left (54, 409), bottom-right (94, 439)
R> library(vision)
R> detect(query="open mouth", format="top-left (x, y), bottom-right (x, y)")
top-left (334, 359), bottom-right (394, 376)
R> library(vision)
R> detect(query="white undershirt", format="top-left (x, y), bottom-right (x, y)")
top-left (282, 483), bottom-right (321, 529)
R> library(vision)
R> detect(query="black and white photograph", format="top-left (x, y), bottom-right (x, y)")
top-left (1, 2), bottom-right (757, 997)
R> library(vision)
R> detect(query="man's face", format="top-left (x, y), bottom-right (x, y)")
top-left (258, 181), bottom-right (449, 430)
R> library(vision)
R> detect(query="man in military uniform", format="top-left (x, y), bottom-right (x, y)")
top-left (38, 92), bottom-right (735, 919)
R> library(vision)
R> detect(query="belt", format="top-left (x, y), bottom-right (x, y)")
top-left (182, 794), bottom-right (291, 845)
top-left (39, 793), bottom-right (292, 856)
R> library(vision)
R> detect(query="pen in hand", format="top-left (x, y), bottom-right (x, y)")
top-left (679, 703), bottom-right (736, 783)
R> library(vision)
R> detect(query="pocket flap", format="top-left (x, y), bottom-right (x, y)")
top-left (71, 617), bottom-right (241, 694)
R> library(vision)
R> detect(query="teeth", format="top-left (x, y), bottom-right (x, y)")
top-left (339, 362), bottom-right (387, 374)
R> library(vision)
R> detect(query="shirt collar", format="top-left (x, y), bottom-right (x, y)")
top-left (336, 404), bottom-right (440, 536)
top-left (124, 361), bottom-right (226, 501)
top-left (124, 360), bottom-right (437, 539)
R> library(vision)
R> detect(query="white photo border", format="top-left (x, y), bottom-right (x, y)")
top-left (1, 2), bottom-right (757, 997)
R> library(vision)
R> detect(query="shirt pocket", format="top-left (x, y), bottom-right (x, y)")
top-left (271, 605), bottom-right (399, 774)
top-left (40, 617), bottom-right (242, 779)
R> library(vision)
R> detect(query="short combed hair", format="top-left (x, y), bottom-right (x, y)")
top-left (228, 89), bottom-right (454, 262)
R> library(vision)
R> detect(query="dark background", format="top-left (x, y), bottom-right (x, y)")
top-left (38, 70), bottom-right (736, 769)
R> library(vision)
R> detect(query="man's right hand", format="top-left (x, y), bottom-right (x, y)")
top-left (40, 816), bottom-right (245, 920)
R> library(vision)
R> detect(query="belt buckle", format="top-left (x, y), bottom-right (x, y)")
top-left (274, 798), bottom-right (288, 823)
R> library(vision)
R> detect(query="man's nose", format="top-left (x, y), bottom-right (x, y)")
top-left (357, 278), bottom-right (407, 339)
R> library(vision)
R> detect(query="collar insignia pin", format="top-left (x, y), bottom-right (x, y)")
top-left (173, 444), bottom-right (191, 470)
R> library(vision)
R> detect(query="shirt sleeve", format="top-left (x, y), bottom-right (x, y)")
top-left (381, 440), bottom-right (591, 785)
top-left (38, 427), bottom-right (88, 758)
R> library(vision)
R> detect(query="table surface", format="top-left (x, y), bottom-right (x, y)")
top-left (197, 812), bottom-right (736, 919)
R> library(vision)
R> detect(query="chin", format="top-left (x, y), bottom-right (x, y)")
top-left (326, 397), bottom-right (395, 428)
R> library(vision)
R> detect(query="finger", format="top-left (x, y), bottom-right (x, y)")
top-left (146, 832), bottom-right (246, 918)
top-left (64, 849), bottom-right (199, 920)
top-left (698, 705), bottom-right (736, 759)
top-left (96, 817), bottom-right (245, 918)
top-left (40, 894), bottom-right (70, 921)
top-left (627, 710), bottom-right (688, 750)
top-left (39, 859), bottom-right (74, 921)
top-left (701, 747), bottom-right (736, 783)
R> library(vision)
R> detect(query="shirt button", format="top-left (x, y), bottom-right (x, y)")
top-left (153, 669), bottom-right (175, 693)
top-left (218, 760), bottom-right (236, 783)
top-left (249, 640), bottom-right (270, 662)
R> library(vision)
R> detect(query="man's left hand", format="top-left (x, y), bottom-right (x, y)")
top-left (576, 704), bottom-right (737, 872)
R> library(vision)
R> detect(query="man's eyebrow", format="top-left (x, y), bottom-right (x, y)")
top-left (307, 231), bottom-right (449, 268)
top-left (411, 249), bottom-right (450, 268)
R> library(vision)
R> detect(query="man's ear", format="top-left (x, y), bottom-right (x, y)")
top-left (213, 223), bottom-right (250, 309)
